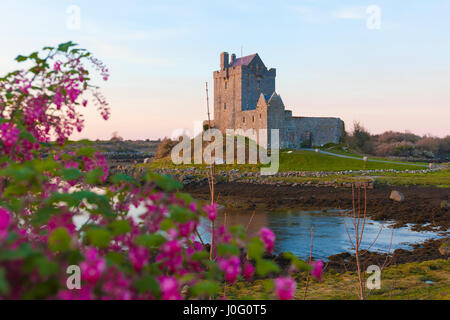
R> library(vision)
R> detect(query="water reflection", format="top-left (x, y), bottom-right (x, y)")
top-left (198, 209), bottom-right (441, 260)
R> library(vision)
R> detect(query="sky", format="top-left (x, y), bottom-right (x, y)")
top-left (0, 0), bottom-right (449, 140)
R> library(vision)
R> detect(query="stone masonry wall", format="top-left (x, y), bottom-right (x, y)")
top-left (290, 117), bottom-right (344, 147)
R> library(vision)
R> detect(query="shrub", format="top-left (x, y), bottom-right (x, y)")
top-left (154, 138), bottom-right (178, 159)
top-left (0, 43), bottom-right (318, 300)
top-left (349, 121), bottom-right (372, 153)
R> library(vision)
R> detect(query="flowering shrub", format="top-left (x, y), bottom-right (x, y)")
top-left (0, 42), bottom-right (322, 300)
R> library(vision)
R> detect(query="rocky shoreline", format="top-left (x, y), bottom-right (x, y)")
top-left (122, 167), bottom-right (442, 189)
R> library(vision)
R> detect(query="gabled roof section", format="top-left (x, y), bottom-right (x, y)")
top-left (257, 93), bottom-right (268, 108)
top-left (230, 53), bottom-right (257, 67)
top-left (268, 92), bottom-right (285, 108)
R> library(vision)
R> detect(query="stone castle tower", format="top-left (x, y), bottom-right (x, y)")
top-left (209, 51), bottom-right (344, 148)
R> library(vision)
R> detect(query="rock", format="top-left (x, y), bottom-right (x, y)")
top-left (440, 200), bottom-right (449, 209)
top-left (424, 150), bottom-right (435, 158)
top-left (439, 240), bottom-right (450, 256)
top-left (390, 190), bottom-right (405, 202)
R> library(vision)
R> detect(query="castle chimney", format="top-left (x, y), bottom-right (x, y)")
top-left (230, 53), bottom-right (236, 65)
top-left (220, 52), bottom-right (229, 70)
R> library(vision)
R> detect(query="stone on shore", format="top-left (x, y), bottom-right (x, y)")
top-left (390, 190), bottom-right (405, 202)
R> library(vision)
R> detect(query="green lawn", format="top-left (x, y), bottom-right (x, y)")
top-left (147, 149), bottom-right (432, 172)
top-left (277, 150), bottom-right (427, 171)
top-left (225, 259), bottom-right (450, 300)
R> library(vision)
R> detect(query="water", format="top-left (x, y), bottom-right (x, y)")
top-left (77, 200), bottom-right (442, 261)
top-left (197, 209), bottom-right (442, 261)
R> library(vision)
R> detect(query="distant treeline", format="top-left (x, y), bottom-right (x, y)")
top-left (346, 122), bottom-right (450, 159)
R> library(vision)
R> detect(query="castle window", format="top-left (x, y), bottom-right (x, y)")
top-left (243, 117), bottom-right (245, 123)
top-left (252, 116), bottom-right (255, 122)
top-left (225, 81), bottom-right (228, 89)
top-left (224, 103), bottom-right (226, 110)
top-left (259, 114), bottom-right (262, 119)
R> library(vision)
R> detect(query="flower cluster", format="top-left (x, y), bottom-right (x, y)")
top-left (0, 42), bottom-right (318, 301)
top-left (260, 227), bottom-right (275, 254)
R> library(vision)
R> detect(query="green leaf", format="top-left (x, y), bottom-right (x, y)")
top-left (106, 251), bottom-right (125, 266)
top-left (108, 220), bottom-right (132, 236)
top-left (76, 146), bottom-right (95, 157)
top-left (216, 243), bottom-right (240, 256)
top-left (60, 168), bottom-right (83, 181)
top-left (135, 234), bottom-right (166, 249)
top-left (247, 237), bottom-right (265, 260)
top-left (190, 251), bottom-right (209, 261)
top-left (283, 252), bottom-right (312, 272)
top-left (0, 268), bottom-right (10, 295)
top-left (48, 227), bottom-right (71, 252)
top-left (176, 192), bottom-right (194, 205)
top-left (256, 259), bottom-right (280, 277)
top-left (0, 243), bottom-right (34, 261)
top-left (32, 206), bottom-right (61, 225)
top-left (160, 218), bottom-right (175, 231)
top-left (229, 225), bottom-right (246, 240)
top-left (15, 55), bottom-right (28, 62)
top-left (111, 173), bottom-right (134, 184)
top-left (134, 276), bottom-right (161, 298)
top-left (84, 228), bottom-right (112, 248)
top-left (190, 280), bottom-right (220, 297)
top-left (0, 268), bottom-right (9, 295)
top-left (58, 41), bottom-right (77, 53)
top-left (169, 205), bottom-right (196, 223)
top-left (22, 278), bottom-right (59, 300)
top-left (85, 167), bottom-right (105, 184)
top-left (24, 256), bottom-right (59, 277)
top-left (147, 173), bottom-right (182, 191)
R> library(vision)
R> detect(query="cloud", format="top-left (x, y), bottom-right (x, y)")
top-left (332, 6), bottom-right (367, 20)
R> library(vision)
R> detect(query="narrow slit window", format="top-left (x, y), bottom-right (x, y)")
top-left (224, 103), bottom-right (226, 110)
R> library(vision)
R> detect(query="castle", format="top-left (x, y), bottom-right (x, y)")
top-left (208, 52), bottom-right (344, 149)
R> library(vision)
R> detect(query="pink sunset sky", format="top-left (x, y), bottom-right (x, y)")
top-left (0, 0), bottom-right (448, 140)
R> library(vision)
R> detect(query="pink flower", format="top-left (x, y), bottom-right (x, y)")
top-left (311, 260), bottom-right (324, 281)
top-left (129, 246), bottom-right (149, 272)
top-left (178, 220), bottom-right (196, 237)
top-left (274, 277), bottom-right (296, 300)
top-left (243, 262), bottom-right (255, 281)
top-left (204, 203), bottom-right (217, 222)
top-left (260, 227), bottom-right (275, 254)
top-left (0, 208), bottom-right (11, 240)
top-left (188, 202), bottom-right (197, 212)
top-left (47, 212), bottom-right (76, 236)
top-left (53, 61), bottom-right (62, 71)
top-left (81, 248), bottom-right (106, 284)
top-left (0, 123), bottom-right (19, 149)
top-left (156, 240), bottom-right (183, 272)
top-left (59, 286), bottom-right (92, 300)
top-left (158, 276), bottom-right (181, 300)
top-left (218, 256), bottom-right (241, 284)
